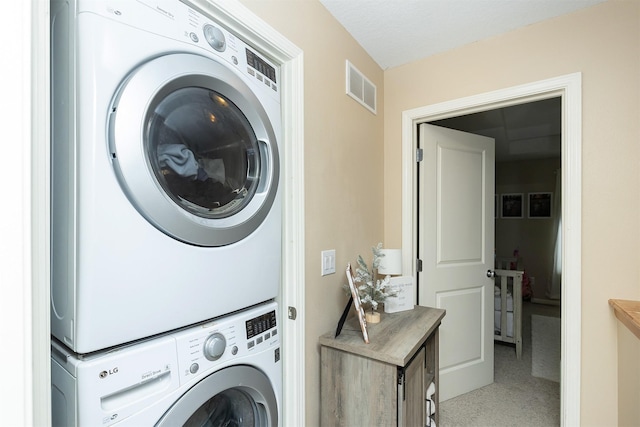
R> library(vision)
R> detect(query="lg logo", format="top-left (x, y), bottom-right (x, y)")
top-left (99, 367), bottom-right (119, 379)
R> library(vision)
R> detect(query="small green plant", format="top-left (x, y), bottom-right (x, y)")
top-left (353, 243), bottom-right (398, 311)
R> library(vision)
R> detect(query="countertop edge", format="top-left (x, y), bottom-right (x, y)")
top-left (609, 299), bottom-right (640, 340)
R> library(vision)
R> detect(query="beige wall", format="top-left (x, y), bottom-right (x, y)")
top-left (240, 0), bottom-right (639, 424)
top-left (496, 158), bottom-right (561, 298)
top-left (239, 1), bottom-right (385, 425)
top-left (384, 1), bottom-right (640, 425)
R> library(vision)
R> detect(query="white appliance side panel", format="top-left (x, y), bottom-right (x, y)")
top-left (51, 358), bottom-right (77, 427)
top-left (50, 0), bottom-right (78, 347)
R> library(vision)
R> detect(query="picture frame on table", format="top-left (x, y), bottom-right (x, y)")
top-left (346, 263), bottom-right (369, 344)
top-left (501, 193), bottom-right (523, 219)
top-left (528, 192), bottom-right (552, 218)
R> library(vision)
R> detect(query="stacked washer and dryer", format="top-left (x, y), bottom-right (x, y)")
top-left (50, 0), bottom-right (283, 425)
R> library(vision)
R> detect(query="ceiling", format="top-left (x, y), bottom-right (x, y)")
top-left (317, 0), bottom-right (603, 162)
top-left (430, 97), bottom-right (561, 162)
top-left (318, 0), bottom-right (606, 70)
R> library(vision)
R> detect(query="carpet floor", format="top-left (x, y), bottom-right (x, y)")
top-left (439, 301), bottom-right (561, 427)
top-left (531, 314), bottom-right (561, 382)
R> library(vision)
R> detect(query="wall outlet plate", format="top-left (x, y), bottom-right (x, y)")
top-left (321, 250), bottom-right (336, 276)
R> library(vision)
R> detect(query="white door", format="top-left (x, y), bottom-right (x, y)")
top-left (418, 123), bottom-right (495, 401)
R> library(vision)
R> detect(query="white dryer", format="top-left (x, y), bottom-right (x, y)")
top-left (51, 0), bottom-right (282, 353)
top-left (51, 302), bottom-right (281, 426)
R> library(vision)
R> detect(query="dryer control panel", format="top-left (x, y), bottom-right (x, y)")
top-left (78, 0), bottom-right (280, 102)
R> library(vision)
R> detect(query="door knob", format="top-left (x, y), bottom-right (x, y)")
top-left (486, 270), bottom-right (496, 278)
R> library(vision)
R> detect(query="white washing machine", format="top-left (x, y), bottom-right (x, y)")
top-left (51, 302), bottom-right (281, 426)
top-left (50, 0), bottom-right (282, 353)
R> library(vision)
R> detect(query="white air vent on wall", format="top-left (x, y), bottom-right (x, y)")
top-left (346, 60), bottom-right (376, 114)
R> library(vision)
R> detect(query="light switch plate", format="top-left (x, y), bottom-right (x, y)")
top-left (321, 249), bottom-right (336, 276)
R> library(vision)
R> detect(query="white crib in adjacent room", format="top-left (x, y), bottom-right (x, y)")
top-left (494, 257), bottom-right (523, 359)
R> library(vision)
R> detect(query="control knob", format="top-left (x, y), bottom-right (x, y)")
top-left (203, 333), bottom-right (226, 361)
top-left (203, 24), bottom-right (226, 52)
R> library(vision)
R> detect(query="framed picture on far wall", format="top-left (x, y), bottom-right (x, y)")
top-left (501, 193), bottom-right (523, 218)
top-left (528, 192), bottom-right (553, 218)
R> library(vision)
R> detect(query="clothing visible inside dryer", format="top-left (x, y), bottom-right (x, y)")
top-left (157, 142), bottom-right (230, 185)
top-left (147, 87), bottom-right (260, 218)
top-left (157, 143), bottom-right (201, 180)
top-left (199, 158), bottom-right (226, 184)
top-left (164, 174), bottom-right (246, 210)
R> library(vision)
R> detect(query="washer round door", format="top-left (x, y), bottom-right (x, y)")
top-left (156, 366), bottom-right (278, 426)
top-left (109, 53), bottom-right (279, 246)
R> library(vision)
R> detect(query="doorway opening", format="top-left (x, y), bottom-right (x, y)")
top-left (430, 96), bottom-right (562, 305)
top-left (426, 97), bottom-right (562, 424)
top-left (399, 73), bottom-right (582, 425)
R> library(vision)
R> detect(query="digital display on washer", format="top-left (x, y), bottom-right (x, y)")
top-left (246, 48), bottom-right (277, 84)
top-left (245, 310), bottom-right (277, 339)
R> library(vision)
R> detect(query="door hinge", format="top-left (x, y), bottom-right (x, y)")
top-left (287, 306), bottom-right (297, 320)
top-left (416, 148), bottom-right (424, 162)
top-left (416, 258), bottom-right (423, 272)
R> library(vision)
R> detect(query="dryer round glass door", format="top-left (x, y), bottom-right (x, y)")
top-left (156, 366), bottom-right (278, 426)
top-left (148, 87), bottom-right (259, 219)
top-left (109, 53), bottom-right (279, 247)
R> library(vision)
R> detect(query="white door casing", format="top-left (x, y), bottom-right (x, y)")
top-left (401, 73), bottom-right (582, 425)
top-left (418, 124), bottom-right (495, 401)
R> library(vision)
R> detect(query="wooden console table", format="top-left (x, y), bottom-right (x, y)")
top-left (319, 305), bottom-right (445, 426)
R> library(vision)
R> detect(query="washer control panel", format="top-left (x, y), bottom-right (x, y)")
top-left (246, 307), bottom-right (277, 338)
top-left (172, 302), bottom-right (279, 385)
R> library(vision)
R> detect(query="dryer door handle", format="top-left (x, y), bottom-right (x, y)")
top-left (257, 139), bottom-right (272, 194)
